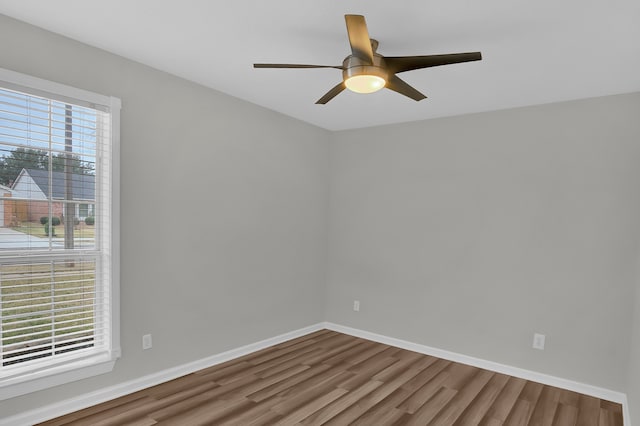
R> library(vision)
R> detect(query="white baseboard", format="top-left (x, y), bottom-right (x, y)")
top-left (324, 322), bottom-right (631, 425)
top-left (2, 321), bottom-right (631, 426)
top-left (0, 323), bottom-right (326, 426)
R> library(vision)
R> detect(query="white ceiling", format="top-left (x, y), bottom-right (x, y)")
top-left (1, 0), bottom-right (639, 131)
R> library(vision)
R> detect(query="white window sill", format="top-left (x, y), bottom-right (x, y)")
top-left (0, 349), bottom-right (120, 401)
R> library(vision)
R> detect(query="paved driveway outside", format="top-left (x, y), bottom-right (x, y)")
top-left (0, 227), bottom-right (62, 250)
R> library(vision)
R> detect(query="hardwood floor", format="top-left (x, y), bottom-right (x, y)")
top-left (38, 330), bottom-right (624, 426)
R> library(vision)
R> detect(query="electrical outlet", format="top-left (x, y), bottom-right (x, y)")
top-left (353, 300), bottom-right (360, 312)
top-left (142, 334), bottom-right (152, 350)
top-left (533, 333), bottom-right (545, 350)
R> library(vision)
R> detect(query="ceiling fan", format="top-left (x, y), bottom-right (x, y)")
top-left (254, 14), bottom-right (482, 104)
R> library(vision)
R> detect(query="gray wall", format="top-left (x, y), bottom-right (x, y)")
top-left (326, 93), bottom-right (640, 392)
top-left (0, 15), bottom-right (330, 417)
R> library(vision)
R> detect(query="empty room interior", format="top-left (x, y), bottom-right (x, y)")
top-left (0, 1), bottom-right (639, 425)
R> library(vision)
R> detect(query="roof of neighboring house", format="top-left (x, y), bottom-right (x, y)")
top-left (16, 168), bottom-right (95, 201)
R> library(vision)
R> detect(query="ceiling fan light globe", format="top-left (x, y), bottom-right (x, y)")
top-left (345, 75), bottom-right (386, 94)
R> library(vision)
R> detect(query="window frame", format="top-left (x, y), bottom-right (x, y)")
top-left (0, 67), bottom-right (120, 400)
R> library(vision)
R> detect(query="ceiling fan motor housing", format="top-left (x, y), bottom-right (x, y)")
top-left (342, 54), bottom-right (388, 83)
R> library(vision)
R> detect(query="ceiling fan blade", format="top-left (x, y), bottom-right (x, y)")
top-left (254, 64), bottom-right (342, 69)
top-left (316, 82), bottom-right (346, 104)
top-left (386, 75), bottom-right (427, 101)
top-left (345, 15), bottom-right (374, 64)
top-left (385, 52), bottom-right (482, 74)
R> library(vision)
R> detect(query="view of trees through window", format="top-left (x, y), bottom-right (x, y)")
top-left (0, 147), bottom-right (94, 187)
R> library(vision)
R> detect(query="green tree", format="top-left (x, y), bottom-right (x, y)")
top-left (0, 148), bottom-right (48, 186)
top-left (0, 148), bottom-right (94, 186)
top-left (51, 152), bottom-right (94, 176)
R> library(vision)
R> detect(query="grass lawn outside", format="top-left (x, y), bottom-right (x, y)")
top-left (11, 221), bottom-right (95, 239)
top-left (0, 260), bottom-right (96, 366)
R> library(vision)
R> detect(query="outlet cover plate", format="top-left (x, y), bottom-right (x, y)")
top-left (142, 334), bottom-right (152, 350)
top-left (533, 333), bottom-right (545, 350)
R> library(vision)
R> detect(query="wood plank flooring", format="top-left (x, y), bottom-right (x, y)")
top-left (38, 330), bottom-right (624, 426)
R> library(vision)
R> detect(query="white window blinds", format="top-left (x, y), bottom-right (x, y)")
top-left (0, 71), bottom-right (119, 397)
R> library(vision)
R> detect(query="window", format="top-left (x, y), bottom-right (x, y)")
top-left (0, 68), bottom-right (120, 400)
top-left (79, 203), bottom-right (90, 219)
